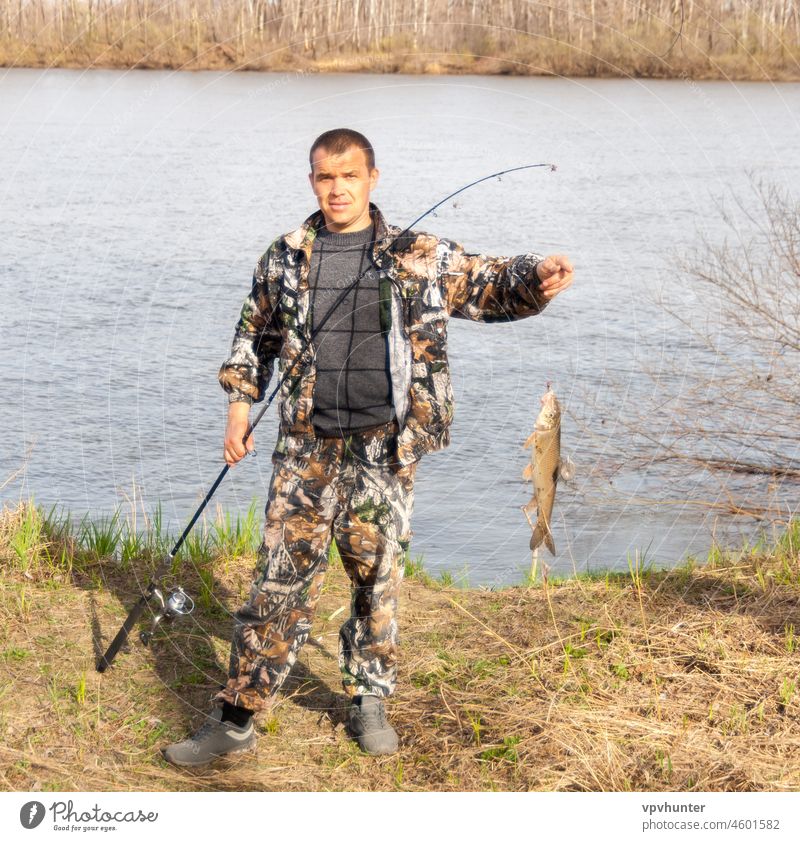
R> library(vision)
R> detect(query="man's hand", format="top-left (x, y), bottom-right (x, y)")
top-left (536, 255), bottom-right (574, 299)
top-left (224, 401), bottom-right (255, 466)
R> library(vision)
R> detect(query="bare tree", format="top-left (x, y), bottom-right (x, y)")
top-left (2, 1), bottom-right (799, 76)
top-left (617, 177), bottom-right (800, 525)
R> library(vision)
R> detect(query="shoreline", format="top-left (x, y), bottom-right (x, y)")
top-left (4, 57), bottom-right (800, 83)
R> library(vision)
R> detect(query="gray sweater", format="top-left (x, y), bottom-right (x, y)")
top-left (308, 225), bottom-right (395, 437)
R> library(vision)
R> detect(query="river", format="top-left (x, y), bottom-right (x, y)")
top-left (2, 69), bottom-right (798, 585)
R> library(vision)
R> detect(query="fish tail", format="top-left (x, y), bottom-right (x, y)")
top-left (530, 523), bottom-right (556, 556)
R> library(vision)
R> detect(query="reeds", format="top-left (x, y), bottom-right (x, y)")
top-left (1, 1), bottom-right (799, 79)
top-left (0, 499), bottom-right (263, 579)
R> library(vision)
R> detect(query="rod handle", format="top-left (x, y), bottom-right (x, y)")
top-left (96, 594), bottom-right (149, 672)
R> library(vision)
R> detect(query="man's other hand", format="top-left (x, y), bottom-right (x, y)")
top-left (224, 401), bottom-right (255, 465)
top-left (536, 255), bottom-right (574, 299)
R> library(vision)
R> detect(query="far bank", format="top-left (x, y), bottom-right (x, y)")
top-left (3, 0), bottom-right (800, 82)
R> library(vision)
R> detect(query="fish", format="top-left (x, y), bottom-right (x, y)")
top-left (522, 385), bottom-right (573, 556)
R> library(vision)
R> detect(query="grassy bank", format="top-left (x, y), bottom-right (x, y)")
top-left (2, 0), bottom-right (800, 80)
top-left (0, 502), bottom-right (799, 791)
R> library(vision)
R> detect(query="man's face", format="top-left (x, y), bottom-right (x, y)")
top-left (308, 145), bottom-right (379, 233)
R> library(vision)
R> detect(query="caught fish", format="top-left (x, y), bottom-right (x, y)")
top-left (522, 385), bottom-right (573, 556)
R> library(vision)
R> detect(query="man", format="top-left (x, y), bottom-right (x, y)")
top-left (163, 128), bottom-right (574, 766)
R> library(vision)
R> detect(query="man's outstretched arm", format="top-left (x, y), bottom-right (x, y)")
top-left (437, 237), bottom-right (574, 321)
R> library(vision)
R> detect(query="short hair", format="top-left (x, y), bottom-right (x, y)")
top-left (309, 128), bottom-right (375, 171)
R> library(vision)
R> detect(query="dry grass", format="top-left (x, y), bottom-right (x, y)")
top-left (0, 503), bottom-right (799, 791)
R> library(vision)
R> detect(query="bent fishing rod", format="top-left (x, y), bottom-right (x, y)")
top-left (96, 162), bottom-right (555, 672)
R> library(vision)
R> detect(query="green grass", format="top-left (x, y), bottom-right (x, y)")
top-left (465, 710), bottom-right (483, 747)
top-left (184, 527), bottom-right (214, 568)
top-left (404, 552), bottom-right (430, 583)
top-left (196, 565), bottom-right (216, 611)
top-left (626, 545), bottom-right (656, 588)
top-left (480, 736), bottom-right (520, 765)
top-left (260, 716), bottom-right (280, 735)
top-left (78, 512), bottom-right (123, 559)
top-left (9, 503), bottom-right (44, 572)
top-left (73, 673), bottom-right (87, 706)
top-left (2, 499), bottom-right (269, 576)
top-left (779, 678), bottom-right (797, 712)
top-left (147, 504), bottom-right (166, 552)
top-left (119, 528), bottom-right (145, 569)
top-left (785, 624), bottom-right (796, 654)
top-left (1, 646), bottom-right (30, 662)
top-left (40, 505), bottom-right (73, 548)
top-left (777, 519), bottom-right (800, 559)
top-left (539, 568), bottom-right (634, 588)
top-left (211, 500), bottom-right (261, 558)
top-left (612, 662), bottom-right (631, 681)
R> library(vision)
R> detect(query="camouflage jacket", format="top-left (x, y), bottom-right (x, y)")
top-left (219, 203), bottom-right (549, 465)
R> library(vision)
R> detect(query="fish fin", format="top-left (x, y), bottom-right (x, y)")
top-left (558, 455), bottom-right (576, 483)
top-left (522, 463), bottom-right (533, 480)
top-left (522, 431), bottom-right (536, 449)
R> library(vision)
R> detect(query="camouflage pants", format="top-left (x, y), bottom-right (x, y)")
top-left (213, 423), bottom-right (417, 712)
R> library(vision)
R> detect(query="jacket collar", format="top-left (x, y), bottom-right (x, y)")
top-left (283, 202), bottom-right (394, 254)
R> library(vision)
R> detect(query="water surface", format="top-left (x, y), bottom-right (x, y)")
top-left (2, 69), bottom-right (799, 585)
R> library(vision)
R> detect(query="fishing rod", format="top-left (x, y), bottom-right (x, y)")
top-left (96, 161), bottom-right (556, 672)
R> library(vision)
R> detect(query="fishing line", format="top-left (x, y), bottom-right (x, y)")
top-left (97, 160), bottom-right (557, 671)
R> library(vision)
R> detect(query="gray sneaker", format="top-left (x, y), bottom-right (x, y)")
top-left (348, 694), bottom-right (399, 755)
top-left (161, 707), bottom-right (255, 767)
